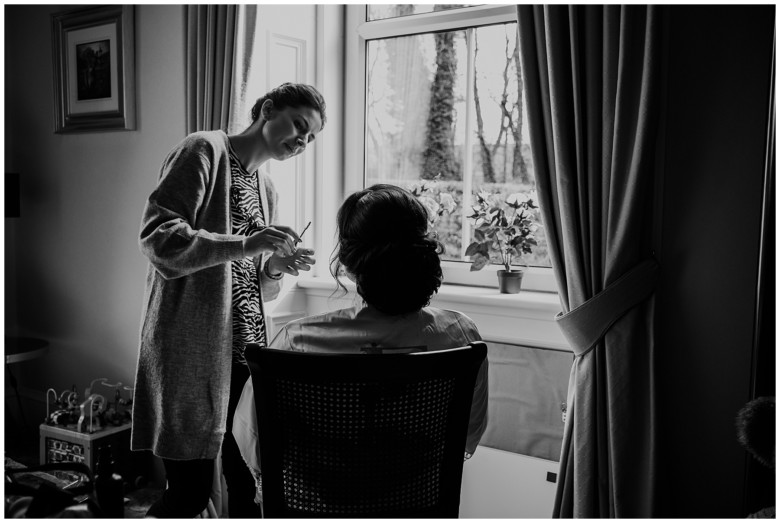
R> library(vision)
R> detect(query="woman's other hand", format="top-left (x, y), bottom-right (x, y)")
top-left (243, 226), bottom-right (299, 257)
top-left (267, 248), bottom-right (316, 277)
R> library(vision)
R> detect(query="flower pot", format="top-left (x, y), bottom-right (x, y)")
top-left (497, 269), bottom-right (524, 294)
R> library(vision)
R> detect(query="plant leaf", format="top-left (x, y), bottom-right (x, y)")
top-left (465, 242), bottom-right (481, 256)
top-left (470, 254), bottom-right (490, 271)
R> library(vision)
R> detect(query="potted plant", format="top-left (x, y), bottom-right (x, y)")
top-left (465, 190), bottom-right (541, 293)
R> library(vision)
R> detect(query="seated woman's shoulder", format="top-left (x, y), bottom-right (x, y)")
top-left (423, 307), bottom-right (480, 333)
top-left (288, 306), bottom-right (360, 329)
top-left (425, 306), bottom-right (475, 322)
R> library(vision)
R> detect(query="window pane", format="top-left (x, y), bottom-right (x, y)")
top-left (367, 4), bottom-right (477, 22)
top-left (366, 22), bottom-right (551, 268)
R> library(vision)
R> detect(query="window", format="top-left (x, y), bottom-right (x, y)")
top-left (346, 5), bottom-right (555, 292)
top-left (367, 4), bottom-right (477, 21)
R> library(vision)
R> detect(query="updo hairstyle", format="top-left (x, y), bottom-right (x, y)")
top-left (250, 82), bottom-right (327, 129)
top-left (331, 184), bottom-right (444, 315)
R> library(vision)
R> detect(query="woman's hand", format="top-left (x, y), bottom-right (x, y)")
top-left (243, 226), bottom-right (300, 257)
top-left (267, 248), bottom-right (316, 277)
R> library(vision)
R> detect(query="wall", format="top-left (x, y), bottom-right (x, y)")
top-left (656, 5), bottom-right (774, 517)
top-left (5, 4), bottom-right (186, 418)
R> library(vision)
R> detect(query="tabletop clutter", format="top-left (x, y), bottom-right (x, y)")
top-left (39, 377), bottom-right (135, 486)
top-left (45, 378), bottom-right (133, 434)
top-left (4, 378), bottom-right (136, 517)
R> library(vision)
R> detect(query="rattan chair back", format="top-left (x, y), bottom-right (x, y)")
top-left (244, 341), bottom-right (487, 518)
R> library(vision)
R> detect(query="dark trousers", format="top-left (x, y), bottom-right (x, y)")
top-left (145, 458), bottom-right (213, 518)
top-left (222, 362), bottom-right (264, 517)
top-left (146, 362), bottom-right (262, 518)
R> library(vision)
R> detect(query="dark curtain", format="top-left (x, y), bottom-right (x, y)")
top-left (516, 5), bottom-right (663, 517)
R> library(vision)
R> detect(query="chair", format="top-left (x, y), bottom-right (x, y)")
top-left (244, 341), bottom-right (487, 518)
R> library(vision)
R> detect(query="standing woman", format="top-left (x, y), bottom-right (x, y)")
top-left (131, 83), bottom-right (326, 517)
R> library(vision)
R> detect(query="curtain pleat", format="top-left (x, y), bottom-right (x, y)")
top-left (517, 5), bottom-right (663, 517)
top-left (228, 5), bottom-right (258, 134)
top-left (186, 5), bottom-right (238, 134)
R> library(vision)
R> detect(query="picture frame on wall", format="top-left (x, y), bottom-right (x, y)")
top-left (51, 5), bottom-right (135, 133)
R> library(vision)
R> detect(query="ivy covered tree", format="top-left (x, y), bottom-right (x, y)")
top-left (421, 5), bottom-right (462, 181)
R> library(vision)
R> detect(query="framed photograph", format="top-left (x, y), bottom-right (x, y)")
top-left (51, 5), bottom-right (135, 133)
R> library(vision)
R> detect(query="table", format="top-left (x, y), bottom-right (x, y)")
top-left (6, 337), bottom-right (50, 428)
top-left (6, 336), bottom-right (50, 363)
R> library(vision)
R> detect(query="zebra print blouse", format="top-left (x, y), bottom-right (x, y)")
top-left (227, 143), bottom-right (267, 365)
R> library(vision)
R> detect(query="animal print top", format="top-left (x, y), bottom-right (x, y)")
top-left (228, 142), bottom-right (267, 365)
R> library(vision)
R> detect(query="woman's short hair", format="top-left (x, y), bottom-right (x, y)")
top-left (250, 83), bottom-right (326, 128)
top-left (331, 184), bottom-right (444, 315)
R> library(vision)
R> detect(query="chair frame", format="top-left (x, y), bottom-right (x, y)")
top-left (244, 341), bottom-right (487, 518)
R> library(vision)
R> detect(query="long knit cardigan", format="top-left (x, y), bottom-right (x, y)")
top-left (131, 130), bottom-right (282, 460)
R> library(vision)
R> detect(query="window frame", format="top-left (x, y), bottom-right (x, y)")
top-left (344, 4), bottom-right (557, 293)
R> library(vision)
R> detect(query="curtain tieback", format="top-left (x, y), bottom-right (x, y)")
top-left (555, 258), bottom-right (660, 357)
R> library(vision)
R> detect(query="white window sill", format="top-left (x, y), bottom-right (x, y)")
top-left (269, 276), bottom-right (571, 352)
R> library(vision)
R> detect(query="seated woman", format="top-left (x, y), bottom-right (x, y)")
top-left (232, 183), bottom-right (489, 502)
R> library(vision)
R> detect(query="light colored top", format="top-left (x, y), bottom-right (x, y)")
top-left (232, 304), bottom-right (489, 479)
top-left (131, 130), bottom-right (282, 460)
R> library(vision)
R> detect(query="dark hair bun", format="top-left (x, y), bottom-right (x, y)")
top-left (331, 185), bottom-right (444, 315)
top-left (354, 237), bottom-right (443, 315)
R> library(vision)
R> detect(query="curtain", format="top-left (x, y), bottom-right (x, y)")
top-left (227, 6), bottom-right (259, 135)
top-left (185, 5), bottom-right (250, 133)
top-left (517, 6), bottom-right (663, 517)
